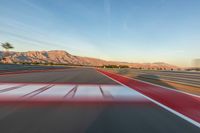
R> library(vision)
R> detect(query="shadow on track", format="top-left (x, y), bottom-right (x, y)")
top-left (135, 74), bottom-right (176, 89)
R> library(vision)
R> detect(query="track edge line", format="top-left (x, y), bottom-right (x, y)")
top-left (97, 69), bottom-right (200, 128)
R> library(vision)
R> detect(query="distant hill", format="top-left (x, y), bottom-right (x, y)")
top-left (0, 50), bottom-right (179, 70)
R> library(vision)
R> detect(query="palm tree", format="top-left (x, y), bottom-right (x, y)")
top-left (1, 42), bottom-right (14, 61)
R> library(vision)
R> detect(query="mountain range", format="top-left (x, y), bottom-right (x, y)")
top-left (0, 50), bottom-right (179, 70)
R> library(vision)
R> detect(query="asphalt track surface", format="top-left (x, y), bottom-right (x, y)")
top-left (0, 68), bottom-right (117, 84)
top-left (0, 64), bottom-right (65, 72)
top-left (0, 68), bottom-right (199, 133)
top-left (112, 69), bottom-right (200, 87)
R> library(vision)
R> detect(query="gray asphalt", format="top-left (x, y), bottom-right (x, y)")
top-left (0, 68), bottom-right (199, 133)
top-left (0, 64), bottom-right (66, 72)
top-left (0, 68), bottom-right (117, 84)
top-left (114, 69), bottom-right (200, 87)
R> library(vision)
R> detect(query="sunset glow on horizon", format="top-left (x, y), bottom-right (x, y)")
top-left (0, 0), bottom-right (200, 67)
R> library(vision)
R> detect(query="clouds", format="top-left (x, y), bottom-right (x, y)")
top-left (0, 0), bottom-right (199, 67)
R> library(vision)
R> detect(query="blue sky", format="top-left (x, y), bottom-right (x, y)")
top-left (0, 0), bottom-right (200, 67)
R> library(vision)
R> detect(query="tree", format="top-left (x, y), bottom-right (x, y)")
top-left (1, 42), bottom-right (14, 61)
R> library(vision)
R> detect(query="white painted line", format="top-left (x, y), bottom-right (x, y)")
top-left (0, 84), bottom-right (46, 97)
top-left (101, 85), bottom-right (148, 101)
top-left (103, 71), bottom-right (200, 98)
top-left (0, 84), bottom-right (21, 91)
top-left (74, 85), bottom-right (103, 99)
top-left (98, 70), bottom-right (200, 128)
top-left (133, 77), bottom-right (200, 98)
top-left (35, 85), bottom-right (75, 98)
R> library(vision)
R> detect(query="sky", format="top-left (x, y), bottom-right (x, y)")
top-left (0, 0), bottom-right (200, 67)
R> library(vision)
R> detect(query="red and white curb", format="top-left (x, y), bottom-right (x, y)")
top-left (97, 69), bottom-right (200, 128)
top-left (0, 83), bottom-right (150, 103)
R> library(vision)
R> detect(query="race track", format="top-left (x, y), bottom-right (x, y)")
top-left (0, 68), bottom-right (199, 133)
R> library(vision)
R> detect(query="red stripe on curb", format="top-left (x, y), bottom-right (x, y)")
top-left (97, 69), bottom-right (200, 124)
top-left (0, 97), bottom-right (154, 106)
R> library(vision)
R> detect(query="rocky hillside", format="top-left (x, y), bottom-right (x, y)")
top-left (0, 50), bottom-right (179, 70)
top-left (0, 50), bottom-right (108, 66)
